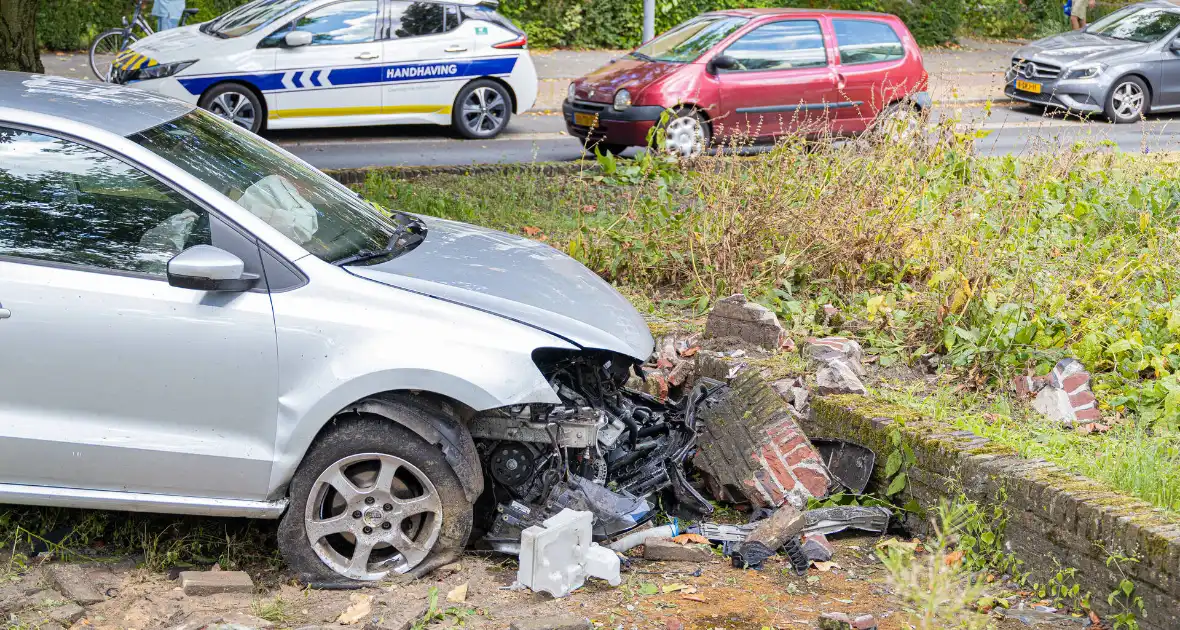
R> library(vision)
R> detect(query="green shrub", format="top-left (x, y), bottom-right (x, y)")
top-left (37, 0), bottom-right (246, 51)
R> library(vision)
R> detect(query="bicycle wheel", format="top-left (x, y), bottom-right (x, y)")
top-left (89, 29), bottom-right (137, 82)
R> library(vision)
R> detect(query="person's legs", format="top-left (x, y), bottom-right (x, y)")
top-left (157, 15), bottom-right (179, 31)
top-left (1071, 0), bottom-right (1087, 28)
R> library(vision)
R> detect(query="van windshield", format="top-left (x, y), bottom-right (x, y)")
top-left (630, 16), bottom-right (749, 63)
top-left (201, 0), bottom-right (313, 38)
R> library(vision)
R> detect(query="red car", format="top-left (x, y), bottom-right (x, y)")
top-left (563, 9), bottom-right (930, 156)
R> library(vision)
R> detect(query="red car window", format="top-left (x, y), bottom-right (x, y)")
top-left (832, 19), bottom-right (905, 65)
top-left (632, 16), bottom-right (748, 63)
top-left (720, 20), bottom-right (827, 72)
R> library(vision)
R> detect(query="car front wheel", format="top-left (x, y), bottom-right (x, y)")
top-left (660, 108), bottom-right (710, 158)
top-left (199, 83), bottom-right (264, 134)
top-left (277, 411), bottom-right (472, 583)
top-left (1105, 76), bottom-right (1147, 124)
top-left (453, 80), bottom-right (512, 139)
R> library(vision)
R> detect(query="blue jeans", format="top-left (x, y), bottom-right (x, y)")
top-left (156, 15), bottom-right (179, 31)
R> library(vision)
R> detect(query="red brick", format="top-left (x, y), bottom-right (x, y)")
top-left (760, 445), bottom-right (798, 493)
top-left (1062, 371), bottom-right (1091, 394)
top-left (1069, 391), bottom-right (1096, 409)
top-left (793, 466), bottom-right (831, 498)
top-left (775, 433), bottom-right (806, 453)
top-left (785, 444), bottom-right (819, 467)
top-left (752, 469), bottom-right (785, 505)
top-left (1073, 407), bottom-right (1102, 421)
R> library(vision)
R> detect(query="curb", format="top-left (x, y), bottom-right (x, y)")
top-left (325, 161), bottom-right (590, 185)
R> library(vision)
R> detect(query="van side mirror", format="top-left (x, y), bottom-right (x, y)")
top-left (707, 54), bottom-right (738, 74)
top-left (285, 30), bottom-right (313, 48)
top-left (168, 245), bottom-right (259, 292)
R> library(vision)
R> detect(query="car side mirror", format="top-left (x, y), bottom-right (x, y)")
top-left (167, 245), bottom-right (259, 292)
top-left (285, 30), bottom-right (313, 48)
top-left (708, 54), bottom-right (738, 74)
top-left (1170, 38), bottom-right (1180, 52)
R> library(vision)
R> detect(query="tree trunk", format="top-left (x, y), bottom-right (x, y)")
top-left (0, 0), bottom-right (43, 73)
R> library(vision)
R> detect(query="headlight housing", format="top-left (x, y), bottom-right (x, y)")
top-left (127, 60), bottom-right (197, 83)
top-left (613, 88), bottom-right (632, 111)
top-left (568, 82), bottom-right (577, 101)
top-left (1063, 64), bottom-right (1104, 80)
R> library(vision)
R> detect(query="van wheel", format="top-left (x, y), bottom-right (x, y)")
top-left (453, 80), bottom-right (512, 139)
top-left (278, 414), bottom-right (472, 583)
top-left (199, 83), bottom-right (264, 133)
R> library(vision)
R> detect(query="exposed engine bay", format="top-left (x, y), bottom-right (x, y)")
top-left (469, 349), bottom-right (726, 552)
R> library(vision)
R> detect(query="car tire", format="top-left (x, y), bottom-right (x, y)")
top-left (199, 83), bottom-right (265, 134)
top-left (587, 141), bottom-right (628, 156)
top-left (1104, 76), bottom-right (1148, 124)
top-left (659, 107), bottom-right (710, 158)
top-left (453, 79), bottom-right (512, 139)
top-left (277, 410), bottom-right (473, 584)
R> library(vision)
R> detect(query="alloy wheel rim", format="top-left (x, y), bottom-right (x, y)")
top-left (210, 92), bottom-right (257, 130)
top-left (664, 115), bottom-right (704, 157)
top-left (304, 453), bottom-right (442, 580)
top-left (462, 87), bottom-right (506, 134)
top-left (1112, 82), bottom-right (1144, 119)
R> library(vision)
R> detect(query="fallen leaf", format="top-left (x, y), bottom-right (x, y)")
top-left (1089, 610), bottom-right (1101, 624)
top-left (522, 226), bottom-right (542, 236)
top-left (336, 593), bottom-right (374, 625)
top-left (671, 533), bottom-right (710, 545)
top-left (638, 582), bottom-right (659, 595)
top-left (662, 583), bottom-right (691, 593)
top-left (945, 550), bottom-right (964, 566)
top-left (679, 346), bottom-right (700, 358)
top-left (780, 338), bottom-right (796, 352)
top-left (447, 582), bottom-right (468, 603)
top-left (682, 594), bottom-right (707, 602)
top-left (813, 561), bottom-right (840, 572)
top-left (875, 538), bottom-right (919, 553)
top-left (1075, 422), bottom-right (1111, 435)
top-left (581, 204), bottom-right (597, 213)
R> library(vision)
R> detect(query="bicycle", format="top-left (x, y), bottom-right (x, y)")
top-left (89, 0), bottom-right (199, 81)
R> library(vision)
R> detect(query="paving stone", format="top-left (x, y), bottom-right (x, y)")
top-left (508, 615), bottom-right (592, 630)
top-left (818, 612), bottom-right (878, 629)
top-left (643, 538), bottom-right (714, 562)
top-left (47, 602), bottom-right (86, 625)
top-left (46, 564), bottom-right (106, 606)
top-left (179, 570), bottom-right (254, 596)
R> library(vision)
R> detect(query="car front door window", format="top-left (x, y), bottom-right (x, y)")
top-left (0, 127), bottom-right (211, 277)
top-left (294, 0), bottom-right (379, 45)
top-left (720, 20), bottom-right (827, 72)
top-left (832, 19), bottom-right (904, 65)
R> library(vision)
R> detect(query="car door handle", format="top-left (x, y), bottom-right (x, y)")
top-left (355, 52), bottom-right (380, 60)
top-left (0, 308), bottom-right (10, 320)
top-left (444, 46), bottom-right (468, 53)
top-left (836, 73), bottom-right (847, 90)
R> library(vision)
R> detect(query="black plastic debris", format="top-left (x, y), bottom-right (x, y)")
top-left (811, 438), bottom-right (876, 495)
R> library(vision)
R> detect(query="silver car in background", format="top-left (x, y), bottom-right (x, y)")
top-left (1005, 0), bottom-right (1180, 122)
top-left (0, 72), bottom-right (674, 583)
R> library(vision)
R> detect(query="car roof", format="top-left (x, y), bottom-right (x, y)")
top-left (0, 72), bottom-right (194, 137)
top-left (710, 7), bottom-right (893, 18)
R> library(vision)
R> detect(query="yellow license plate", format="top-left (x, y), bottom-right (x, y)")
top-left (574, 112), bottom-right (598, 127)
top-left (1015, 79), bottom-right (1042, 94)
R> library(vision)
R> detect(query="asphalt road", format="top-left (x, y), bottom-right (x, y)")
top-left (270, 103), bottom-right (1180, 170)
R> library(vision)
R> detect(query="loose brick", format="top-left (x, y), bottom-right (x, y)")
top-left (643, 538), bottom-right (714, 562)
top-left (179, 571), bottom-right (254, 596)
top-left (45, 564), bottom-right (105, 606)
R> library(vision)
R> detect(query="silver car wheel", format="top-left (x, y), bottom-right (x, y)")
top-left (208, 91), bottom-right (257, 131)
top-left (664, 115), bottom-right (705, 157)
top-left (1111, 82), bottom-right (1145, 120)
top-left (462, 87), bottom-right (506, 135)
top-left (304, 452), bottom-right (443, 580)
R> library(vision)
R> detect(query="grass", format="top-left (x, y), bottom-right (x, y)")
top-left (356, 116), bottom-right (1180, 512)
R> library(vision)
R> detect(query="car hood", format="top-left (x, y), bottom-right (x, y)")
top-left (1016, 31), bottom-right (1149, 65)
top-left (573, 57), bottom-right (682, 103)
top-left (346, 216), bottom-right (656, 361)
top-left (125, 24), bottom-right (211, 63)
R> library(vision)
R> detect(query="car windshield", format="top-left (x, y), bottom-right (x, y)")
top-left (630, 16), bottom-right (749, 63)
top-left (1087, 6), bottom-right (1180, 42)
top-left (201, 0), bottom-right (313, 38)
top-left (131, 110), bottom-right (404, 264)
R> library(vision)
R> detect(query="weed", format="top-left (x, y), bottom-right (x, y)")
top-left (411, 586), bottom-right (477, 630)
top-left (1101, 548), bottom-right (1146, 630)
top-left (252, 595), bottom-right (295, 624)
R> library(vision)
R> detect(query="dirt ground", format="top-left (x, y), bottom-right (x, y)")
top-left (1, 533), bottom-right (1089, 630)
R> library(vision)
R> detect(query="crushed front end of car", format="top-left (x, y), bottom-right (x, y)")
top-left (468, 349), bottom-right (727, 552)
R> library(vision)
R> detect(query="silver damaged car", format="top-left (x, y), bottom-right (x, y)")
top-left (1006, 0), bottom-right (1180, 123)
top-left (0, 72), bottom-right (721, 583)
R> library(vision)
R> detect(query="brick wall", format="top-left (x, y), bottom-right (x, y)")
top-left (806, 395), bottom-right (1180, 630)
